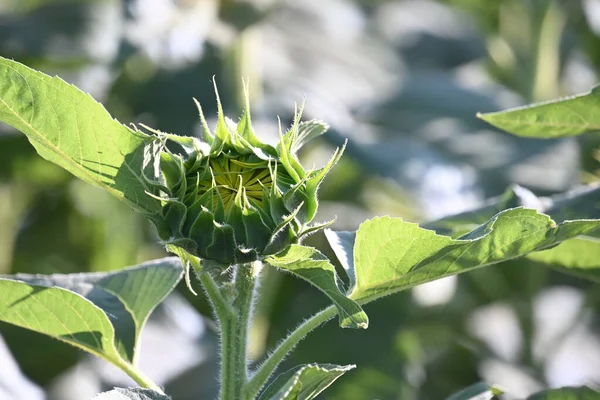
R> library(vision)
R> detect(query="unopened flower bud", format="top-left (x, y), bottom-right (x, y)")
top-left (142, 82), bottom-right (343, 266)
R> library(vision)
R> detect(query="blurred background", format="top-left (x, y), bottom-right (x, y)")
top-left (1, 0), bottom-right (600, 399)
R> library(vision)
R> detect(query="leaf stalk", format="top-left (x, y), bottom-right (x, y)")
top-left (243, 305), bottom-right (338, 399)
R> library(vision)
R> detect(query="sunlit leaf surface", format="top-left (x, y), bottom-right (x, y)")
top-left (0, 57), bottom-right (160, 214)
top-left (259, 363), bottom-right (355, 400)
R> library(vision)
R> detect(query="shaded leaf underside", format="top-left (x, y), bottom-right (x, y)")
top-left (0, 257), bottom-right (182, 365)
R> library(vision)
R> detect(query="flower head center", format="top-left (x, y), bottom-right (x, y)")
top-left (198, 156), bottom-right (272, 212)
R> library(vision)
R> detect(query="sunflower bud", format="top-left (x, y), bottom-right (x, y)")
top-left (142, 82), bottom-right (344, 267)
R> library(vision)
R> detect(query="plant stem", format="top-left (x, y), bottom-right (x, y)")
top-left (187, 254), bottom-right (235, 322)
top-left (197, 267), bottom-right (235, 321)
top-left (221, 262), bottom-right (260, 400)
top-left (117, 359), bottom-right (165, 394)
top-left (243, 305), bottom-right (338, 399)
top-left (197, 261), bottom-right (260, 400)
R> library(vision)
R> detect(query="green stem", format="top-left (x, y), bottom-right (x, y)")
top-left (203, 261), bottom-right (260, 400)
top-left (197, 267), bottom-right (235, 321)
top-left (224, 262), bottom-right (259, 399)
top-left (243, 305), bottom-right (338, 399)
top-left (116, 360), bottom-right (165, 394)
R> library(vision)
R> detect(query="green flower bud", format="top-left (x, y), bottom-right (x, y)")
top-left (142, 82), bottom-right (344, 267)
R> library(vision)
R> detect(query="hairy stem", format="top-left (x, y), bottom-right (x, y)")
top-left (200, 261), bottom-right (260, 400)
top-left (188, 254), bottom-right (235, 322)
top-left (243, 305), bottom-right (338, 399)
top-left (222, 262), bottom-right (259, 399)
top-left (198, 269), bottom-right (235, 321)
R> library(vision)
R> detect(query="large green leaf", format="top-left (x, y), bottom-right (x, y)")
top-left (93, 388), bottom-right (171, 400)
top-left (0, 57), bottom-right (160, 214)
top-left (477, 85), bottom-right (600, 138)
top-left (327, 208), bottom-right (600, 303)
top-left (425, 184), bottom-right (600, 236)
top-left (0, 257), bottom-right (182, 367)
top-left (526, 386), bottom-right (600, 399)
top-left (445, 382), bottom-right (503, 400)
top-left (542, 184), bottom-right (600, 230)
top-left (422, 184), bottom-right (542, 236)
top-left (265, 245), bottom-right (368, 329)
top-left (259, 363), bottom-right (355, 400)
top-left (527, 237), bottom-right (600, 283)
top-left (423, 184), bottom-right (600, 283)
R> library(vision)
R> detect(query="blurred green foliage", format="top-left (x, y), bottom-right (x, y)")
top-left (1, 0), bottom-right (600, 399)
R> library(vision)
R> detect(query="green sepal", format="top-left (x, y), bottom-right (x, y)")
top-left (195, 183), bottom-right (217, 209)
top-left (164, 238), bottom-right (200, 296)
top-left (242, 205), bottom-right (273, 251)
top-left (140, 125), bottom-right (198, 193)
top-left (286, 148), bottom-right (307, 182)
top-left (173, 164), bottom-right (188, 200)
top-left (256, 187), bottom-right (277, 231)
top-left (159, 132), bottom-right (209, 160)
top-left (279, 104), bottom-right (302, 152)
top-left (140, 124), bottom-right (209, 170)
top-left (263, 204), bottom-right (303, 254)
top-left (182, 194), bottom-right (206, 236)
top-left (276, 121), bottom-right (301, 183)
top-left (279, 105), bottom-right (307, 179)
top-left (196, 181), bottom-right (226, 223)
top-left (275, 163), bottom-right (297, 189)
top-left (247, 186), bottom-right (275, 231)
top-left (304, 143), bottom-right (345, 221)
top-left (142, 139), bottom-right (171, 195)
top-left (164, 200), bottom-right (187, 237)
top-left (206, 223), bottom-right (237, 264)
top-left (168, 133), bottom-right (207, 155)
top-left (291, 119), bottom-right (329, 153)
top-left (300, 218), bottom-right (336, 238)
top-left (192, 97), bottom-right (214, 146)
top-left (213, 81), bottom-right (236, 152)
top-left (228, 156), bottom-right (267, 170)
top-left (237, 135), bottom-right (277, 161)
top-left (148, 214), bottom-right (171, 240)
top-left (164, 237), bottom-right (197, 255)
top-left (263, 204), bottom-right (304, 255)
top-left (284, 178), bottom-right (310, 224)
top-left (272, 202), bottom-right (303, 235)
top-left (212, 187), bottom-right (226, 223)
top-left (190, 209), bottom-right (216, 257)
top-left (165, 243), bottom-right (199, 295)
top-left (183, 172), bottom-right (200, 205)
top-left (269, 181), bottom-right (291, 226)
top-left (236, 80), bottom-right (278, 159)
top-left (160, 152), bottom-right (185, 193)
top-left (263, 223), bottom-right (297, 256)
top-left (227, 187), bottom-right (247, 247)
